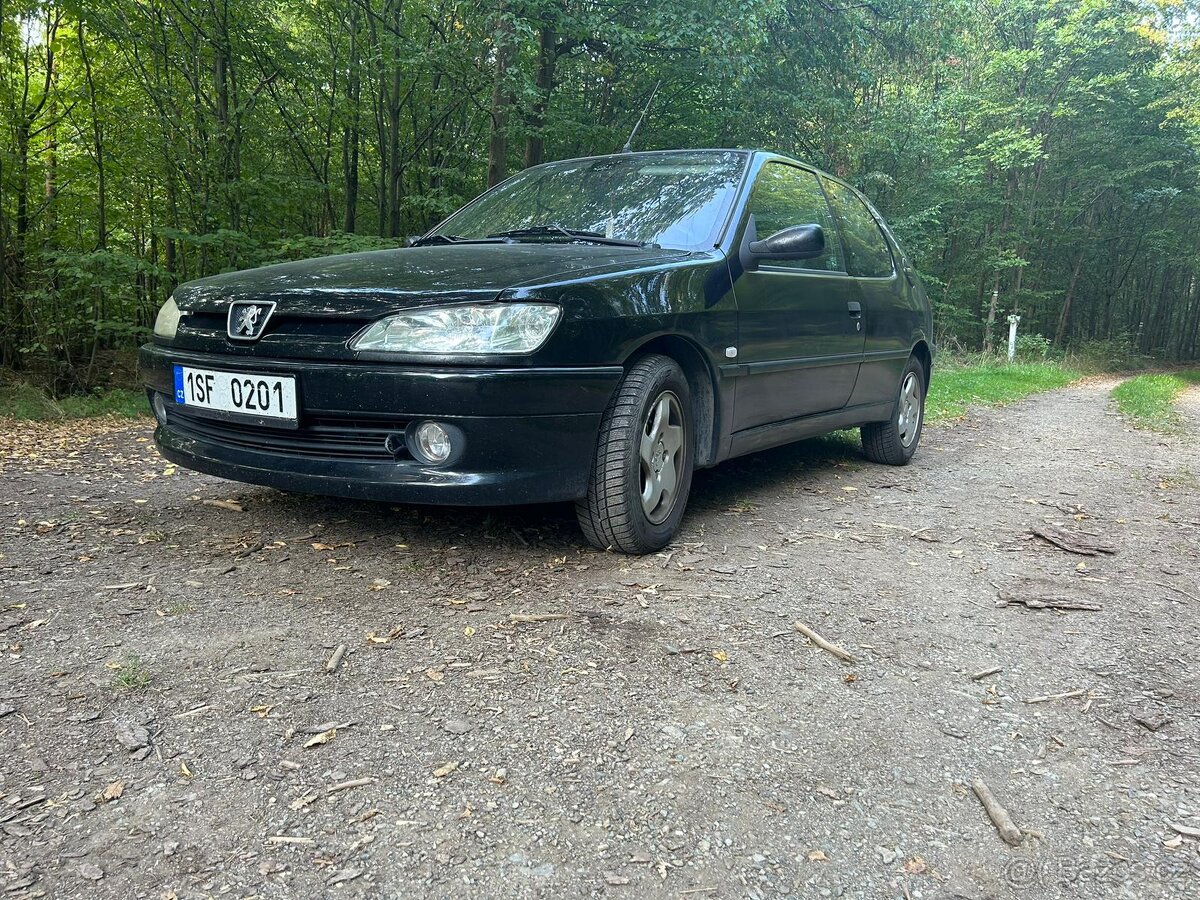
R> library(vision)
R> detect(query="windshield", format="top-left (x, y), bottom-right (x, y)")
top-left (432, 151), bottom-right (749, 251)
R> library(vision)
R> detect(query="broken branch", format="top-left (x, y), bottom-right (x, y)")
top-left (325, 644), bottom-right (346, 673)
top-left (793, 621), bottom-right (854, 663)
top-left (972, 778), bottom-right (1023, 846)
top-left (1027, 526), bottom-right (1115, 556)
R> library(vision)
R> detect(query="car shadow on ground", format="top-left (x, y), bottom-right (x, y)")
top-left (225, 431), bottom-right (867, 553)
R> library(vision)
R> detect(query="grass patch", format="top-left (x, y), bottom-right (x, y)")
top-left (0, 379), bottom-right (146, 421)
top-left (926, 361), bottom-right (1079, 422)
top-left (1111, 371), bottom-right (1200, 431)
top-left (110, 655), bottom-right (153, 692)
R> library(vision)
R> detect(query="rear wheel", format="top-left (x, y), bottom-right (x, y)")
top-left (576, 355), bottom-right (694, 554)
top-left (861, 356), bottom-right (925, 466)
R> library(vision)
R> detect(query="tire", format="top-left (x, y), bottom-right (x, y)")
top-left (576, 354), bottom-right (695, 554)
top-left (861, 355), bottom-right (925, 466)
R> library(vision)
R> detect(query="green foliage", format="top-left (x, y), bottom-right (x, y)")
top-left (2, 0), bottom-right (1200, 394)
top-left (926, 361), bottom-right (1080, 422)
top-left (0, 375), bottom-right (146, 420)
top-left (1065, 338), bottom-right (1149, 373)
top-left (1014, 334), bottom-right (1054, 361)
top-left (1111, 372), bottom-right (1200, 430)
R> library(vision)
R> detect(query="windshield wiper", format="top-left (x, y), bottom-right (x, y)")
top-left (411, 233), bottom-right (473, 246)
top-left (411, 233), bottom-right (518, 247)
top-left (484, 225), bottom-right (651, 248)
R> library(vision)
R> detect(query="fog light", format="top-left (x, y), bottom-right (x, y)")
top-left (412, 421), bottom-right (452, 464)
top-left (152, 392), bottom-right (169, 425)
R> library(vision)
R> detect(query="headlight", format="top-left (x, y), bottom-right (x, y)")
top-left (351, 303), bottom-right (561, 355)
top-left (154, 296), bottom-right (182, 340)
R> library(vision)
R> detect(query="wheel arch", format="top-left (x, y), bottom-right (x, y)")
top-left (911, 339), bottom-right (933, 395)
top-left (624, 335), bottom-right (719, 468)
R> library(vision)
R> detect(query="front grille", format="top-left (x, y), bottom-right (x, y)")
top-left (166, 405), bottom-right (408, 461)
top-left (183, 311), bottom-right (367, 340)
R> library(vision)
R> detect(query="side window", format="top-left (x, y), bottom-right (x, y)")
top-left (746, 163), bottom-right (842, 272)
top-left (821, 178), bottom-right (894, 278)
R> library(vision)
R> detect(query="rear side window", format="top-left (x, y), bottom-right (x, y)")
top-left (821, 179), bottom-right (894, 278)
top-left (747, 163), bottom-right (842, 272)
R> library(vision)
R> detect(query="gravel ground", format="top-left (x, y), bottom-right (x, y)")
top-left (1, 379), bottom-right (1198, 900)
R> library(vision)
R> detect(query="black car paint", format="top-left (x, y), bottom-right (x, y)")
top-left (140, 149), bottom-right (933, 506)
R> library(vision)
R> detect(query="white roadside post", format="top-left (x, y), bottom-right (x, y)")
top-left (1007, 314), bottom-right (1021, 363)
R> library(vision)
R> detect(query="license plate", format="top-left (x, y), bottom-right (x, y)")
top-left (173, 365), bottom-right (297, 422)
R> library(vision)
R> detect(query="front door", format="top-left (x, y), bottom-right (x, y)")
top-left (731, 162), bottom-right (865, 432)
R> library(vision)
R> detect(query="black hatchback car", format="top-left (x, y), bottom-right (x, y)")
top-left (141, 149), bottom-right (933, 553)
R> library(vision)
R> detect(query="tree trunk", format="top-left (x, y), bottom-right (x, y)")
top-left (387, 3), bottom-right (403, 238)
top-left (984, 169), bottom-right (1018, 355)
top-left (1055, 252), bottom-right (1084, 346)
top-left (342, 2), bottom-right (361, 233)
top-left (523, 24), bottom-right (556, 169)
top-left (79, 24), bottom-right (107, 250)
top-left (487, 8), bottom-right (513, 188)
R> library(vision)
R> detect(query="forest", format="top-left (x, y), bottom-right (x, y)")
top-left (2, 0), bottom-right (1199, 393)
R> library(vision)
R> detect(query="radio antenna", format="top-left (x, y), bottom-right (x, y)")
top-left (622, 80), bottom-right (662, 153)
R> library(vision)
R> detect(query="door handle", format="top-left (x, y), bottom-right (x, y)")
top-left (847, 302), bottom-right (862, 317)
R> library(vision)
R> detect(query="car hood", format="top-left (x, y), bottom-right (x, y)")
top-left (174, 243), bottom-right (699, 316)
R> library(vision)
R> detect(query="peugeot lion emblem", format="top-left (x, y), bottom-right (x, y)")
top-left (227, 300), bottom-right (276, 341)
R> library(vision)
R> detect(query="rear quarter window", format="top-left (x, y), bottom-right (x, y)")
top-left (821, 179), bottom-right (894, 278)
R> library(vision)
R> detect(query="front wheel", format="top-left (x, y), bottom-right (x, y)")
top-left (861, 356), bottom-right (925, 466)
top-left (576, 354), bottom-right (694, 554)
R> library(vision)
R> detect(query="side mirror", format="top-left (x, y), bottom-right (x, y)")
top-left (748, 224), bottom-right (825, 261)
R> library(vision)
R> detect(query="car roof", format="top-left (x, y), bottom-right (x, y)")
top-left (536, 148), bottom-right (847, 190)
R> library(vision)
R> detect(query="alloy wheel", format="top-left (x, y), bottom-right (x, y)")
top-left (639, 391), bottom-right (685, 524)
top-left (897, 371), bottom-right (922, 447)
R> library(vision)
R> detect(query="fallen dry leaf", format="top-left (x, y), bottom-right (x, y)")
top-left (99, 781), bottom-right (125, 802)
top-left (304, 728), bottom-right (337, 749)
top-left (904, 857), bottom-right (928, 875)
top-left (202, 498), bottom-right (244, 512)
top-left (290, 793), bottom-right (319, 811)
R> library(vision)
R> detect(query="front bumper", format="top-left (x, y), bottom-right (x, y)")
top-left (139, 344), bottom-right (622, 505)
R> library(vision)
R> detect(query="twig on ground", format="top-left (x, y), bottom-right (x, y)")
top-left (997, 592), bottom-right (1102, 612)
top-left (328, 776), bottom-right (377, 794)
top-left (971, 667), bottom-right (1003, 681)
top-left (1152, 581), bottom-right (1200, 602)
top-left (1027, 525), bottom-right (1116, 556)
top-left (971, 779), bottom-right (1023, 846)
top-left (793, 621), bottom-right (855, 663)
top-left (1023, 688), bottom-right (1087, 704)
top-left (325, 644), bottom-right (346, 673)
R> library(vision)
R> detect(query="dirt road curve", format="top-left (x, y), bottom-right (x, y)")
top-left (1, 380), bottom-right (1198, 900)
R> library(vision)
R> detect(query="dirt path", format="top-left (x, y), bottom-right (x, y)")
top-left (1, 381), bottom-right (1198, 899)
